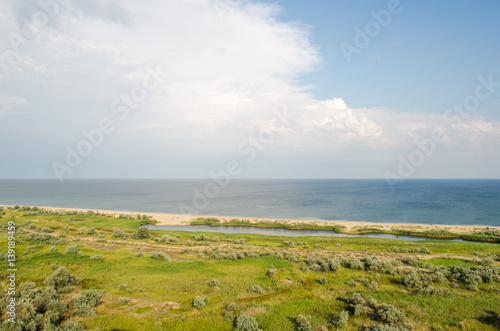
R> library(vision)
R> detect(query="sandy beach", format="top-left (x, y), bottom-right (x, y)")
top-left (2, 204), bottom-right (498, 235)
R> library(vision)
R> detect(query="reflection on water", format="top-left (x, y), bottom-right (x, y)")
top-left (146, 224), bottom-right (466, 242)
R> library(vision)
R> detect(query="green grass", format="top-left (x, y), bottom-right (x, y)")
top-left (0, 210), bottom-right (499, 330)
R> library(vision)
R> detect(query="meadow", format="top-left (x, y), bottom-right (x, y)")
top-left (0, 206), bottom-right (499, 330)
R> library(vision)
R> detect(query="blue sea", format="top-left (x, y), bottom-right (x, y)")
top-left (0, 179), bottom-right (499, 226)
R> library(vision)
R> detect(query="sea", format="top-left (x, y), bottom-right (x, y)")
top-left (0, 179), bottom-right (499, 227)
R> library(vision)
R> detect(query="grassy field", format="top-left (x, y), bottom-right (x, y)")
top-left (0, 206), bottom-right (499, 330)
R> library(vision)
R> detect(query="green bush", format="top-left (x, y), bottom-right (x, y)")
top-left (44, 267), bottom-right (82, 292)
top-left (136, 226), bottom-right (150, 239)
top-left (135, 251), bottom-right (144, 257)
top-left (296, 314), bottom-right (312, 331)
top-left (208, 278), bottom-right (220, 287)
top-left (267, 268), bottom-right (277, 277)
top-left (63, 225), bottom-right (70, 232)
top-left (64, 245), bottom-right (79, 254)
top-left (73, 289), bottom-right (102, 316)
top-left (87, 228), bottom-right (96, 235)
top-left (333, 310), bottom-right (349, 329)
top-left (112, 228), bottom-right (128, 238)
top-left (234, 315), bottom-right (263, 331)
top-left (328, 257), bottom-right (341, 272)
top-left (90, 254), bottom-right (104, 261)
top-left (118, 297), bottom-right (130, 305)
top-left (150, 251), bottom-right (167, 259)
top-left (227, 302), bottom-right (239, 311)
top-left (42, 226), bottom-right (54, 233)
top-left (49, 246), bottom-right (58, 253)
top-left (62, 319), bottom-right (86, 331)
top-left (376, 303), bottom-right (406, 324)
top-left (248, 285), bottom-right (263, 294)
top-left (192, 296), bottom-right (209, 309)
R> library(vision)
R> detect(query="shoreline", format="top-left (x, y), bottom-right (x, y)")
top-left (2, 204), bottom-right (499, 236)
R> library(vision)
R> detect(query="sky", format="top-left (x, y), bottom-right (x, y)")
top-left (0, 0), bottom-right (499, 179)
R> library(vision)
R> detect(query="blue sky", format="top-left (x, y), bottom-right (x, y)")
top-left (278, 0), bottom-right (500, 118)
top-left (0, 0), bottom-right (499, 179)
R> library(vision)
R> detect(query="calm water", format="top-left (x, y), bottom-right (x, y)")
top-left (146, 224), bottom-right (466, 242)
top-left (0, 179), bottom-right (499, 226)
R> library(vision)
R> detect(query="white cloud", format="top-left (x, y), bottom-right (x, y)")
top-left (0, 0), bottom-right (498, 177)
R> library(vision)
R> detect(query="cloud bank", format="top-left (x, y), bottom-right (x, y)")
top-left (0, 0), bottom-right (499, 178)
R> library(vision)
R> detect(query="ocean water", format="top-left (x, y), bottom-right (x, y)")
top-left (0, 179), bottom-right (499, 226)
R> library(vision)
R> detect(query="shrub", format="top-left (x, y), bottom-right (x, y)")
top-left (267, 268), bottom-right (277, 277)
top-left (404, 257), bottom-right (420, 267)
top-left (119, 284), bottom-right (128, 291)
top-left (150, 251), bottom-right (167, 259)
top-left (112, 228), bottom-right (128, 238)
top-left (42, 226), bottom-right (54, 233)
top-left (208, 278), bottom-right (220, 287)
top-left (248, 285), bottom-right (264, 294)
top-left (77, 227), bottom-right (85, 235)
top-left (318, 276), bottom-right (327, 285)
top-left (296, 314), bottom-right (312, 331)
top-left (90, 254), bottom-right (104, 261)
top-left (49, 246), bottom-right (58, 253)
top-left (376, 304), bottom-right (406, 324)
top-left (87, 228), bottom-right (96, 235)
top-left (77, 251), bottom-right (85, 256)
top-left (234, 315), bottom-right (263, 331)
top-left (227, 302), bottom-right (239, 311)
top-left (402, 269), bottom-right (421, 288)
top-left (328, 257), bottom-right (341, 272)
top-left (192, 296), bottom-right (209, 309)
top-left (343, 258), bottom-right (364, 270)
top-left (118, 297), bottom-right (130, 305)
top-left (73, 289), bottom-right (102, 316)
top-left (482, 257), bottom-right (495, 266)
top-left (333, 310), bottom-right (349, 329)
top-left (135, 251), bottom-right (144, 257)
top-left (65, 245), bottom-right (79, 254)
top-left (44, 267), bottom-right (82, 292)
top-left (62, 320), bottom-right (86, 331)
top-left (136, 226), bottom-right (150, 239)
top-left (224, 311), bottom-right (235, 321)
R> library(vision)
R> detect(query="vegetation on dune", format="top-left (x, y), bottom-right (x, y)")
top-left (0, 207), bottom-right (498, 330)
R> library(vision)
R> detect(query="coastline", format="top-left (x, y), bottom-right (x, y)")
top-left (2, 204), bottom-right (498, 235)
